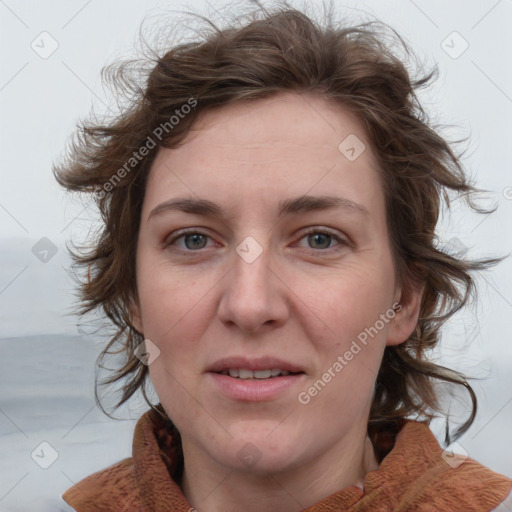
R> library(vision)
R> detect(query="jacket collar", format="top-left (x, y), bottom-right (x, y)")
top-left (63, 408), bottom-right (512, 511)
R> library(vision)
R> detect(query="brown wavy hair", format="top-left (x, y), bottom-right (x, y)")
top-left (53, 1), bottom-right (500, 445)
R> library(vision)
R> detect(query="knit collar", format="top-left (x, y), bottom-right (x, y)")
top-left (132, 409), bottom-right (436, 511)
top-left (64, 408), bottom-right (511, 511)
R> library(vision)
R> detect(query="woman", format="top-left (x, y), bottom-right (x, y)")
top-left (53, 4), bottom-right (512, 511)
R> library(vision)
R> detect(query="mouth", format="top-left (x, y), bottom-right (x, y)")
top-left (206, 357), bottom-right (307, 401)
top-left (206, 356), bottom-right (305, 375)
top-left (213, 368), bottom-right (305, 380)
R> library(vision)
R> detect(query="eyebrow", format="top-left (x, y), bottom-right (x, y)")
top-left (147, 194), bottom-right (370, 222)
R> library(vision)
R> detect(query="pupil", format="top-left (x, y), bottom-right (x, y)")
top-left (309, 233), bottom-right (330, 249)
top-left (185, 233), bottom-right (207, 250)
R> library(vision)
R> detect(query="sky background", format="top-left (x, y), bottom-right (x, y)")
top-left (1, 0), bottom-right (511, 510)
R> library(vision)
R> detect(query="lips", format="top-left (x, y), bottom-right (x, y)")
top-left (206, 356), bottom-right (305, 375)
top-left (205, 356), bottom-right (306, 401)
top-left (219, 368), bottom-right (295, 379)
top-left (208, 371), bottom-right (305, 401)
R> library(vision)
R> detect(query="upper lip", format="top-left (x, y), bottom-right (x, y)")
top-left (206, 356), bottom-right (305, 373)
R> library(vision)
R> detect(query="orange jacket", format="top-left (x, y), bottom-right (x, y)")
top-left (63, 409), bottom-right (512, 511)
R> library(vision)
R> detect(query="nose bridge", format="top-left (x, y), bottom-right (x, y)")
top-left (233, 238), bottom-right (270, 293)
top-left (217, 234), bottom-right (288, 332)
top-left (231, 235), bottom-right (274, 305)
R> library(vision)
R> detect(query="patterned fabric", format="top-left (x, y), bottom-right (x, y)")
top-left (63, 409), bottom-right (512, 511)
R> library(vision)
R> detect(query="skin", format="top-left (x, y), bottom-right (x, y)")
top-left (131, 91), bottom-right (423, 512)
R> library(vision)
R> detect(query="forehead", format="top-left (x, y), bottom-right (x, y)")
top-left (163, 91), bottom-right (378, 165)
top-left (143, 91), bottom-right (384, 220)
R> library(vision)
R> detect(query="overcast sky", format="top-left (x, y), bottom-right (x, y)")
top-left (1, 0), bottom-right (511, 341)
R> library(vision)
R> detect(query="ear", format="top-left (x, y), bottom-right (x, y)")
top-left (386, 280), bottom-right (425, 346)
top-left (128, 298), bottom-right (144, 334)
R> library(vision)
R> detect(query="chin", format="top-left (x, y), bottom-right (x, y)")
top-left (221, 446), bottom-right (301, 475)
top-left (210, 423), bottom-right (305, 474)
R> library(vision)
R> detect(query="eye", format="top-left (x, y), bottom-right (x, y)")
top-left (165, 229), bottom-right (216, 253)
top-left (296, 228), bottom-right (347, 251)
top-left (164, 227), bottom-right (348, 255)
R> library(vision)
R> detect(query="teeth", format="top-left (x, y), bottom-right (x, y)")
top-left (220, 368), bottom-right (293, 379)
top-left (239, 369), bottom-right (253, 379)
top-left (254, 369), bottom-right (271, 379)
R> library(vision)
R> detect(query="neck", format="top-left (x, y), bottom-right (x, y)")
top-left (179, 427), bottom-right (379, 512)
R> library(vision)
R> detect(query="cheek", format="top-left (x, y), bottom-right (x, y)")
top-left (295, 267), bottom-right (393, 416)
top-left (148, 357), bottom-right (206, 436)
top-left (137, 254), bottom-right (209, 332)
top-left (297, 261), bottom-right (396, 343)
top-left (138, 264), bottom-right (210, 426)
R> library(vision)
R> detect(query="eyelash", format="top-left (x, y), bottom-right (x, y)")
top-left (164, 227), bottom-right (348, 256)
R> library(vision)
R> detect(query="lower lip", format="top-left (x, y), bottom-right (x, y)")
top-left (207, 372), bottom-right (305, 401)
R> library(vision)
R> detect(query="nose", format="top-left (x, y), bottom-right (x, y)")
top-left (217, 241), bottom-right (289, 334)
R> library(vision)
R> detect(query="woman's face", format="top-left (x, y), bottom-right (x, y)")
top-left (132, 91), bottom-right (419, 475)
